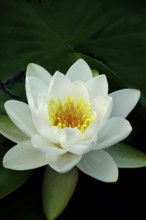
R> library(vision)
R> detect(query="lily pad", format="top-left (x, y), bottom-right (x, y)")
top-left (0, 0), bottom-right (146, 113)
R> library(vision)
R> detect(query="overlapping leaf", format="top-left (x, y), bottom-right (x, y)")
top-left (0, 0), bottom-right (146, 112)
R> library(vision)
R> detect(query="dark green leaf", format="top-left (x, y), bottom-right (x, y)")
top-left (0, 0), bottom-right (146, 113)
top-left (0, 193), bottom-right (45, 220)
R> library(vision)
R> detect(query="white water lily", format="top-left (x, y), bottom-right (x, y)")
top-left (1, 59), bottom-right (140, 182)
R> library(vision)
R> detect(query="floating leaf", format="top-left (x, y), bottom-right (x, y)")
top-left (0, 0), bottom-right (146, 113)
top-left (0, 193), bottom-right (44, 220)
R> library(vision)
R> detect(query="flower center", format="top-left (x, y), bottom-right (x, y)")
top-left (48, 96), bottom-right (94, 133)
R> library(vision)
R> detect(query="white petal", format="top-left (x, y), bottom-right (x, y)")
top-left (86, 74), bottom-right (108, 100)
top-left (77, 150), bottom-right (118, 182)
top-left (110, 89), bottom-right (140, 118)
top-left (91, 96), bottom-right (113, 132)
top-left (79, 96), bottom-right (112, 142)
top-left (47, 152), bottom-right (82, 173)
top-left (32, 112), bottom-right (81, 147)
top-left (3, 141), bottom-right (48, 170)
top-left (67, 80), bottom-right (90, 103)
top-left (31, 135), bottom-right (66, 155)
top-left (37, 93), bottom-right (49, 122)
top-left (5, 100), bottom-right (37, 137)
top-left (32, 112), bottom-right (58, 144)
top-left (79, 121), bottom-right (98, 141)
top-left (94, 117), bottom-right (132, 150)
top-left (26, 63), bottom-right (52, 85)
top-left (0, 115), bottom-right (29, 143)
top-left (66, 59), bottom-right (92, 82)
top-left (67, 133), bottom-right (98, 155)
top-left (66, 140), bottom-right (93, 155)
top-left (55, 128), bottom-right (81, 148)
top-left (25, 76), bottom-right (48, 109)
top-left (48, 71), bottom-right (71, 101)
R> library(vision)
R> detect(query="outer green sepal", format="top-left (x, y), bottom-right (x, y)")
top-left (42, 166), bottom-right (79, 220)
top-left (105, 142), bottom-right (146, 168)
top-left (92, 69), bottom-right (99, 77)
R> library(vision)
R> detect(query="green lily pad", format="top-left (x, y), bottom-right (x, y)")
top-left (0, 0), bottom-right (146, 113)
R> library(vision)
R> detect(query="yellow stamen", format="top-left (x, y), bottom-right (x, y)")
top-left (48, 96), bottom-right (94, 133)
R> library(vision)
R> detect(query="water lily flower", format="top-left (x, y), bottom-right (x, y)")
top-left (1, 59), bottom-right (140, 182)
